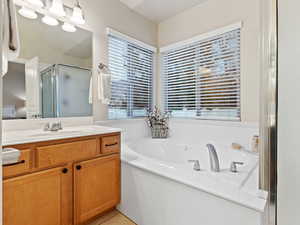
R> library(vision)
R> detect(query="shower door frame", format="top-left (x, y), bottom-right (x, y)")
top-left (259, 0), bottom-right (278, 225)
top-left (0, 0), bottom-right (3, 224)
top-left (40, 64), bottom-right (93, 118)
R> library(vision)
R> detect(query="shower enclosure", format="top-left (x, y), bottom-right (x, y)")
top-left (40, 64), bottom-right (92, 118)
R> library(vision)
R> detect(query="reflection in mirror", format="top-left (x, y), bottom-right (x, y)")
top-left (3, 11), bottom-right (93, 120)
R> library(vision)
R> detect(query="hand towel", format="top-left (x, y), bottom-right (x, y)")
top-left (97, 71), bottom-right (111, 104)
top-left (2, 0), bottom-right (20, 76)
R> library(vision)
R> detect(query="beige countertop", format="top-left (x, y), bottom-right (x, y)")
top-left (3, 125), bottom-right (121, 146)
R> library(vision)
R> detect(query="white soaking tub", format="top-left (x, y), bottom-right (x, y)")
top-left (119, 138), bottom-right (267, 225)
top-left (96, 119), bottom-right (267, 225)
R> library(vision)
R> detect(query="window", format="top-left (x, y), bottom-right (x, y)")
top-left (162, 24), bottom-right (241, 120)
top-left (108, 29), bottom-right (155, 119)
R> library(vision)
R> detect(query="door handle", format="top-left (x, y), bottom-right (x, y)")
top-left (76, 165), bottom-right (82, 170)
top-left (105, 142), bottom-right (118, 147)
top-left (3, 160), bottom-right (25, 167)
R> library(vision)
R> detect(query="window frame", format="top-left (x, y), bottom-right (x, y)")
top-left (160, 22), bottom-right (242, 121)
top-left (107, 28), bottom-right (157, 119)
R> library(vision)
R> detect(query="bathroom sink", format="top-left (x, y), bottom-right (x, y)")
top-left (28, 130), bottom-right (82, 137)
top-left (3, 125), bottom-right (121, 146)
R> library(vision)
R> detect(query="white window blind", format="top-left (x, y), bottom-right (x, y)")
top-left (108, 33), bottom-right (154, 119)
top-left (163, 28), bottom-right (241, 120)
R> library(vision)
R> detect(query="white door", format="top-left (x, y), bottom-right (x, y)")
top-left (25, 57), bottom-right (40, 119)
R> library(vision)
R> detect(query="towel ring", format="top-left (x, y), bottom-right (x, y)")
top-left (98, 63), bottom-right (111, 76)
top-left (98, 63), bottom-right (109, 71)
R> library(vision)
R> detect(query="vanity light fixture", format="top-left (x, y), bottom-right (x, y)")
top-left (18, 0), bottom-right (82, 32)
top-left (70, 0), bottom-right (85, 25)
top-left (42, 15), bottom-right (59, 26)
top-left (18, 6), bottom-right (38, 19)
top-left (27, 0), bottom-right (44, 8)
top-left (62, 22), bottom-right (76, 32)
top-left (49, 0), bottom-right (66, 17)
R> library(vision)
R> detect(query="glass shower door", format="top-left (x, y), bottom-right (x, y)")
top-left (56, 64), bottom-right (92, 117)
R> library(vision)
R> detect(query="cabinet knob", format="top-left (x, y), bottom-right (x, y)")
top-left (76, 165), bottom-right (82, 170)
top-left (62, 168), bottom-right (68, 174)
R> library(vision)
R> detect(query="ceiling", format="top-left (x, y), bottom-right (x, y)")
top-left (120, 0), bottom-right (208, 23)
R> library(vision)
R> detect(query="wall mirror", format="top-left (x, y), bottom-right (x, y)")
top-left (3, 10), bottom-right (93, 120)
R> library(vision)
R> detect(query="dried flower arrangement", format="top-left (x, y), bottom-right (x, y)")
top-left (146, 106), bottom-right (170, 138)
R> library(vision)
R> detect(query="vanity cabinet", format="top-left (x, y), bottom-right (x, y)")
top-left (74, 154), bottom-right (121, 224)
top-left (3, 133), bottom-right (121, 225)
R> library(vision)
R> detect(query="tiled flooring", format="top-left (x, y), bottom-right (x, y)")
top-left (88, 210), bottom-right (136, 225)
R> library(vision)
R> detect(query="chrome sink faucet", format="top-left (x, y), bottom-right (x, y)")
top-left (206, 144), bottom-right (220, 172)
top-left (44, 121), bottom-right (63, 131)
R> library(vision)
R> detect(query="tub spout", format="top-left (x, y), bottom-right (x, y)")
top-left (206, 144), bottom-right (220, 172)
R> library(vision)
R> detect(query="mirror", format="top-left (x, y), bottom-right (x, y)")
top-left (3, 11), bottom-right (93, 120)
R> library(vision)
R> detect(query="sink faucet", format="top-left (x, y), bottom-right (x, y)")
top-left (206, 144), bottom-right (220, 172)
top-left (44, 121), bottom-right (62, 131)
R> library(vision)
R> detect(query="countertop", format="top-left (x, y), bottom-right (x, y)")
top-left (3, 125), bottom-right (122, 146)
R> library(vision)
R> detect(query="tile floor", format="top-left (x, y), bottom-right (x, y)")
top-left (88, 210), bottom-right (136, 225)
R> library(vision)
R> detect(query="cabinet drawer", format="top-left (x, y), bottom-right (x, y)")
top-left (36, 139), bottom-right (98, 168)
top-left (3, 149), bottom-right (32, 178)
top-left (101, 135), bottom-right (120, 154)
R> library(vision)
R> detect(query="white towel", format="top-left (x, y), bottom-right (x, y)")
top-left (88, 76), bottom-right (93, 104)
top-left (2, 0), bottom-right (20, 76)
top-left (97, 72), bottom-right (111, 104)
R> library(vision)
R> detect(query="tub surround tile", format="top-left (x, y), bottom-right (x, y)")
top-left (95, 118), bottom-right (259, 150)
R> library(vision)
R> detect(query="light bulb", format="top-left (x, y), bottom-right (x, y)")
top-left (62, 22), bottom-right (76, 32)
top-left (49, 0), bottom-right (66, 17)
top-left (27, 0), bottom-right (44, 7)
top-left (18, 6), bottom-right (38, 19)
top-left (70, 4), bottom-right (85, 25)
top-left (42, 15), bottom-right (59, 26)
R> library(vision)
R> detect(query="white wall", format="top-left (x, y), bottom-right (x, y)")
top-left (63, 0), bottom-right (158, 121)
top-left (157, 0), bottom-right (261, 123)
top-left (278, 0), bottom-right (300, 224)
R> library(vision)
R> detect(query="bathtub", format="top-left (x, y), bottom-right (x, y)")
top-left (96, 119), bottom-right (267, 225)
top-left (118, 138), bottom-right (267, 225)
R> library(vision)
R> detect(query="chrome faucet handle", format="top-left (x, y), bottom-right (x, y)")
top-left (44, 122), bottom-right (50, 131)
top-left (57, 121), bottom-right (63, 130)
top-left (188, 160), bottom-right (201, 171)
top-left (51, 122), bottom-right (62, 131)
top-left (230, 161), bottom-right (244, 173)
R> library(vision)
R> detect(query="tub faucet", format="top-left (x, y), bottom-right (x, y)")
top-left (188, 160), bottom-right (201, 171)
top-left (206, 144), bottom-right (220, 172)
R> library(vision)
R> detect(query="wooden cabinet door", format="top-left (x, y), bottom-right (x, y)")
top-left (4, 166), bottom-right (72, 225)
top-left (74, 154), bottom-right (120, 224)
